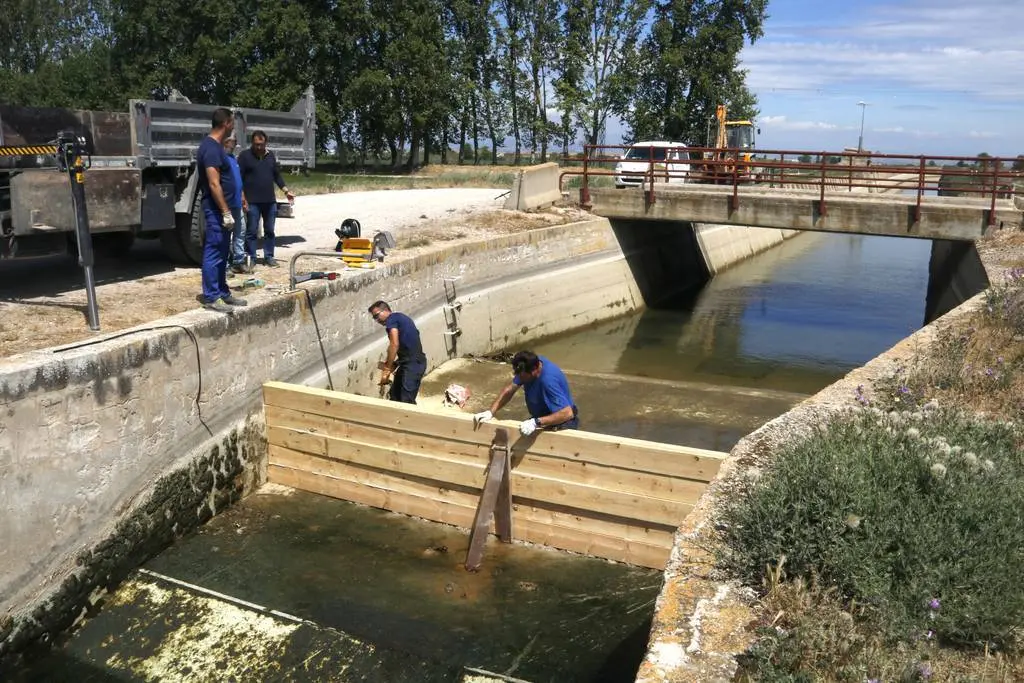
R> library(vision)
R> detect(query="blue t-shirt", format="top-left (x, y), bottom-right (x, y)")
top-left (196, 136), bottom-right (237, 212)
top-left (226, 154), bottom-right (243, 209)
top-left (512, 356), bottom-right (575, 419)
top-left (385, 312), bottom-right (425, 365)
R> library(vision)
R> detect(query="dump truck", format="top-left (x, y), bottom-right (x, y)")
top-left (0, 88), bottom-right (316, 265)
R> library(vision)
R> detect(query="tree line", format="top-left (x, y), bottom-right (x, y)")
top-left (0, 0), bottom-right (767, 168)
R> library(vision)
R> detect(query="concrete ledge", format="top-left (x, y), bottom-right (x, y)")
top-left (504, 162), bottom-right (562, 211)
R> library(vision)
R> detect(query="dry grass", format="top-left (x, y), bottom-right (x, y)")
top-left (288, 164), bottom-right (519, 196)
top-left (737, 570), bottom-right (1024, 683)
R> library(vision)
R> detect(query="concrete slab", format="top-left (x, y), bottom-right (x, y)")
top-left (588, 185), bottom-right (1021, 240)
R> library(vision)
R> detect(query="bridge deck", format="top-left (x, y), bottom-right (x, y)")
top-left (587, 184), bottom-right (1020, 240)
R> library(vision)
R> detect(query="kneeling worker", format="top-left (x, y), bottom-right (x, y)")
top-left (368, 300), bottom-right (427, 404)
top-left (474, 351), bottom-right (579, 435)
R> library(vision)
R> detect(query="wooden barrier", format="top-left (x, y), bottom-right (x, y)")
top-left (262, 382), bottom-right (728, 569)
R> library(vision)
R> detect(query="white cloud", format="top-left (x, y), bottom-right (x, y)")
top-left (969, 130), bottom-right (997, 139)
top-left (759, 115), bottom-right (853, 132)
top-left (741, 1), bottom-right (1024, 99)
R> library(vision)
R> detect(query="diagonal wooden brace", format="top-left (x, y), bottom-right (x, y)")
top-left (465, 428), bottom-right (514, 571)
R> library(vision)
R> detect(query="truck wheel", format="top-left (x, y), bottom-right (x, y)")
top-left (161, 190), bottom-right (204, 266)
top-left (178, 190), bottom-right (205, 266)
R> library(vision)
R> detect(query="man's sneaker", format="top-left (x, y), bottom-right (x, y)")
top-left (223, 295), bottom-right (248, 307)
top-left (264, 257), bottom-right (279, 268)
top-left (203, 298), bottom-right (235, 314)
top-left (230, 263), bottom-right (248, 275)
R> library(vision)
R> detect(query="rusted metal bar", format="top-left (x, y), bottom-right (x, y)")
top-left (580, 146), bottom-right (591, 208)
top-left (819, 153), bottom-right (828, 217)
top-left (914, 156), bottom-right (925, 224)
top-left (465, 428), bottom-right (513, 572)
top-left (731, 157), bottom-right (739, 212)
top-left (989, 158), bottom-right (1000, 226)
top-left (646, 145), bottom-right (656, 206)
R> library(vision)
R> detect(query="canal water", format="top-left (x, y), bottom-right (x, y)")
top-left (421, 231), bottom-right (933, 452)
top-left (8, 231), bottom-right (934, 682)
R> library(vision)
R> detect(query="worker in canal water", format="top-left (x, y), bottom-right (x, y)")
top-left (368, 301), bottom-right (427, 404)
top-left (474, 351), bottom-right (579, 435)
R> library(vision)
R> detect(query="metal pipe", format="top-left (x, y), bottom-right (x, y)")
top-left (288, 250), bottom-right (346, 290)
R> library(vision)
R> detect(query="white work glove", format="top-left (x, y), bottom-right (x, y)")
top-left (473, 410), bottom-right (493, 426)
top-left (519, 418), bottom-right (538, 436)
top-left (222, 212), bottom-right (236, 228)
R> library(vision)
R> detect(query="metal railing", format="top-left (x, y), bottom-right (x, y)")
top-left (288, 250), bottom-right (346, 290)
top-left (560, 145), bottom-right (1024, 226)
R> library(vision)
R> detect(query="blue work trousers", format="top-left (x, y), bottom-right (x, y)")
top-left (230, 206), bottom-right (246, 265)
top-left (201, 207), bottom-right (231, 302)
top-left (246, 202), bottom-right (278, 260)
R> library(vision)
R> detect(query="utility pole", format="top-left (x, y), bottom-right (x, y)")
top-left (857, 101), bottom-right (869, 153)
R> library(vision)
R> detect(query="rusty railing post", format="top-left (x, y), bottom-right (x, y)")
top-left (989, 157), bottom-right (1000, 227)
top-left (580, 145), bottom-right (591, 207)
top-left (646, 145), bottom-right (656, 206)
top-left (731, 153), bottom-right (739, 212)
top-left (914, 156), bottom-right (925, 224)
top-left (819, 152), bottom-right (828, 217)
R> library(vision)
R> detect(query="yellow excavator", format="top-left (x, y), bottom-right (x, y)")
top-left (694, 104), bottom-right (758, 183)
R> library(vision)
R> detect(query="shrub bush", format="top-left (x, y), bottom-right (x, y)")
top-left (718, 407), bottom-right (1024, 649)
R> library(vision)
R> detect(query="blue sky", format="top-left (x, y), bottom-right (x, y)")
top-left (736, 0), bottom-right (1024, 157)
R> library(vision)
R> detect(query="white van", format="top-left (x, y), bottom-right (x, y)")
top-left (614, 140), bottom-right (690, 188)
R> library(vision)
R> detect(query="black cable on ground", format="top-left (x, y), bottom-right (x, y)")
top-left (54, 324), bottom-right (213, 437)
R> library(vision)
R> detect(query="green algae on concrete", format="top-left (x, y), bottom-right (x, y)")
top-left (17, 486), bottom-right (663, 681)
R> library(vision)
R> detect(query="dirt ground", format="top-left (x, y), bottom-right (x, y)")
top-left (0, 203), bottom-right (590, 358)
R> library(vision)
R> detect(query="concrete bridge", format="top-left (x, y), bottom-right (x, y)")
top-left (564, 147), bottom-right (1024, 241)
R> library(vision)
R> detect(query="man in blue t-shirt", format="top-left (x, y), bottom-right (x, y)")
top-left (474, 350), bottom-right (579, 435)
top-left (223, 136), bottom-right (248, 273)
top-left (368, 300), bottom-right (427, 404)
top-left (195, 108), bottom-right (247, 313)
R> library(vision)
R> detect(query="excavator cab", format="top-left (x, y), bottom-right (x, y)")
top-left (725, 122), bottom-right (756, 153)
top-left (695, 106), bottom-right (757, 183)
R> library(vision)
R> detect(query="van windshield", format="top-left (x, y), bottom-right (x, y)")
top-left (625, 146), bottom-right (668, 161)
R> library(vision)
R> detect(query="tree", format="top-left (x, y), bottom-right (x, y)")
top-left (1012, 156), bottom-right (1024, 172)
top-left (625, 0), bottom-right (768, 145)
top-left (521, 0), bottom-right (560, 161)
top-left (562, 0), bottom-right (652, 155)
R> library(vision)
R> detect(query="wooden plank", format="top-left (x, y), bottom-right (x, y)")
top-left (269, 463), bottom-right (669, 569)
top-left (263, 383), bottom-right (725, 481)
top-left (266, 425), bottom-right (327, 456)
top-left (268, 446), bottom-right (674, 554)
top-left (284, 428), bottom-right (693, 527)
top-left (466, 429), bottom-right (511, 570)
top-left (265, 405), bottom-right (707, 503)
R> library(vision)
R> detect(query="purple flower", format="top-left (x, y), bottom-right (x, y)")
top-left (985, 368), bottom-right (995, 377)
top-left (918, 662), bottom-right (933, 679)
top-left (928, 597), bottom-right (941, 610)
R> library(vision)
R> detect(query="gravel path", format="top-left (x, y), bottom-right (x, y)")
top-left (280, 188), bottom-right (507, 251)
